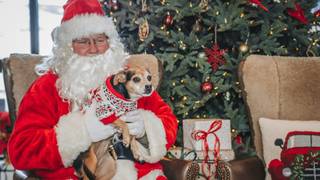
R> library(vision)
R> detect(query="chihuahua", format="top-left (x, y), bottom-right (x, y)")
top-left (75, 66), bottom-right (153, 180)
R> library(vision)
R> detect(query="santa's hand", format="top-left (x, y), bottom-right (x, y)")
top-left (121, 110), bottom-right (145, 138)
top-left (83, 101), bottom-right (116, 142)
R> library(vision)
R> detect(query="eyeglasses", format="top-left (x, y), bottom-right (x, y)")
top-left (72, 36), bottom-right (108, 48)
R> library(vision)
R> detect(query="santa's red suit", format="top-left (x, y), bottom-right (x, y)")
top-left (8, 72), bottom-right (177, 179)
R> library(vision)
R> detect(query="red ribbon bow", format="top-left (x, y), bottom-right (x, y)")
top-left (191, 120), bottom-right (222, 180)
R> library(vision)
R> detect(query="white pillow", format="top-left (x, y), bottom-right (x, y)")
top-left (259, 117), bottom-right (320, 167)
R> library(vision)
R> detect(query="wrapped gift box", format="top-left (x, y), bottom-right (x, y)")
top-left (183, 119), bottom-right (232, 151)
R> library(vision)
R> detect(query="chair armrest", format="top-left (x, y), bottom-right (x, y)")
top-left (216, 156), bottom-right (265, 180)
top-left (160, 158), bottom-right (200, 180)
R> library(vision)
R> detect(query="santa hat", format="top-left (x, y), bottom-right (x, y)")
top-left (53, 0), bottom-right (120, 46)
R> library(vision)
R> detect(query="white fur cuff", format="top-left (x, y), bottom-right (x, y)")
top-left (139, 169), bottom-right (165, 180)
top-left (138, 110), bottom-right (167, 163)
top-left (55, 111), bottom-right (91, 167)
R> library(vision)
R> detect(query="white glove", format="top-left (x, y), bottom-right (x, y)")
top-left (83, 101), bottom-right (117, 142)
top-left (121, 110), bottom-right (145, 138)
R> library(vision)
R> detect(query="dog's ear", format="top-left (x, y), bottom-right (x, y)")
top-left (113, 71), bottom-right (127, 85)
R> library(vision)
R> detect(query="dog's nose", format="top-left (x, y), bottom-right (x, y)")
top-left (145, 85), bottom-right (152, 94)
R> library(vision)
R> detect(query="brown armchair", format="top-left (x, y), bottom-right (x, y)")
top-left (217, 55), bottom-right (320, 180)
top-left (2, 53), bottom-right (199, 180)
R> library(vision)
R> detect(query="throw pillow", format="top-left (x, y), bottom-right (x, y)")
top-left (259, 117), bottom-right (320, 166)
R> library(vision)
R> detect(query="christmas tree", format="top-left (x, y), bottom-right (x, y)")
top-left (102, 0), bottom-right (320, 153)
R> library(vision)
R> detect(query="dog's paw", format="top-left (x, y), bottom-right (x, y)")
top-left (130, 138), bottom-right (143, 161)
top-left (122, 130), bottom-right (130, 147)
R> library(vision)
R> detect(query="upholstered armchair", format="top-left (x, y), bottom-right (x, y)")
top-left (1, 53), bottom-right (199, 180)
top-left (217, 55), bottom-right (320, 180)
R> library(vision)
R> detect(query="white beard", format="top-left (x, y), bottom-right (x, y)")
top-left (55, 49), bottom-right (127, 106)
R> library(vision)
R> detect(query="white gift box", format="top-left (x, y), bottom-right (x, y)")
top-left (183, 119), bottom-right (232, 151)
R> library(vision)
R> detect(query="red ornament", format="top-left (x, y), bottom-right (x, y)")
top-left (164, 12), bottom-right (174, 27)
top-left (201, 82), bottom-right (213, 93)
top-left (235, 135), bottom-right (243, 145)
top-left (314, 9), bottom-right (320, 18)
top-left (249, 0), bottom-right (269, 12)
top-left (108, 0), bottom-right (120, 11)
top-left (204, 43), bottom-right (226, 72)
top-left (287, 3), bottom-right (308, 24)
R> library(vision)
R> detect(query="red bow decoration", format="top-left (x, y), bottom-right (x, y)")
top-left (314, 9), bottom-right (320, 18)
top-left (287, 3), bottom-right (308, 24)
top-left (204, 44), bottom-right (226, 72)
top-left (191, 120), bottom-right (222, 180)
top-left (249, 0), bottom-right (269, 12)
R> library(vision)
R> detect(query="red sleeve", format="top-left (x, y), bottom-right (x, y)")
top-left (138, 91), bottom-right (178, 149)
top-left (8, 73), bottom-right (68, 170)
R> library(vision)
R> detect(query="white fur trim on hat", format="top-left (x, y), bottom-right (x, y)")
top-left (55, 14), bottom-right (120, 46)
top-left (135, 109), bottom-right (167, 163)
top-left (55, 111), bottom-right (91, 167)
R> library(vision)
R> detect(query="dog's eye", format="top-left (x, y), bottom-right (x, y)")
top-left (133, 77), bottom-right (141, 83)
top-left (147, 75), bottom-right (152, 81)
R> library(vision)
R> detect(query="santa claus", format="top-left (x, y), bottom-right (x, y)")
top-left (8, 0), bottom-right (177, 179)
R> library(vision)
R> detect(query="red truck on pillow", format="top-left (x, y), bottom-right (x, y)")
top-left (268, 131), bottom-right (320, 180)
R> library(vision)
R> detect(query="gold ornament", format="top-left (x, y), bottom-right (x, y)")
top-left (138, 19), bottom-right (149, 41)
top-left (160, 0), bottom-right (166, 5)
top-left (192, 19), bottom-right (202, 32)
top-left (239, 43), bottom-right (249, 53)
top-left (199, 0), bottom-right (209, 12)
top-left (182, 96), bottom-right (188, 101)
top-left (141, 0), bottom-right (148, 12)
